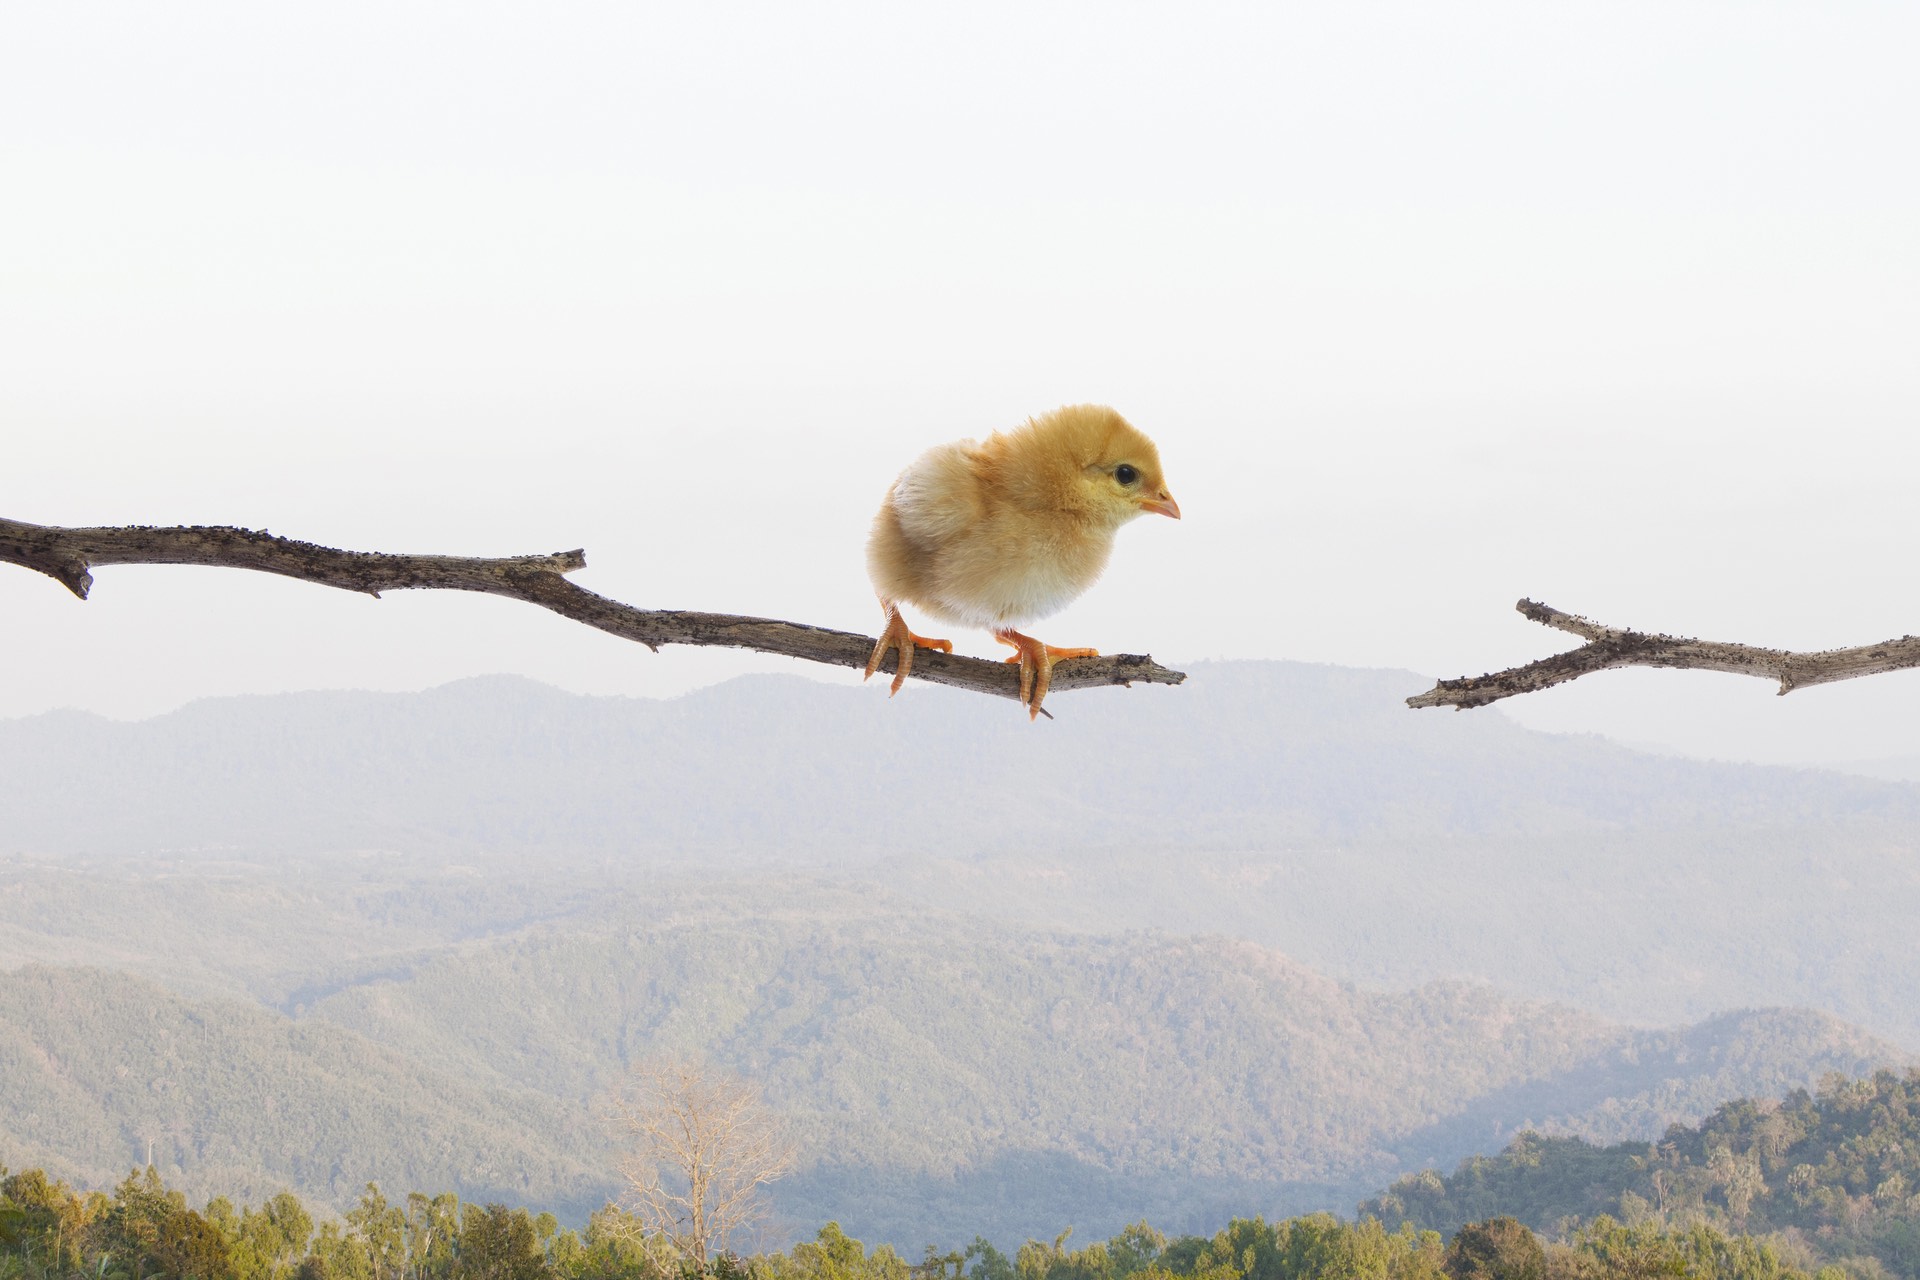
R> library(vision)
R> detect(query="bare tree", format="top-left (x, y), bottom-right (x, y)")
top-left (0, 516), bottom-right (1184, 711)
top-left (609, 1059), bottom-right (796, 1267)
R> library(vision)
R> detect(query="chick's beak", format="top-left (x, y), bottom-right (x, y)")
top-left (1139, 490), bottom-right (1181, 520)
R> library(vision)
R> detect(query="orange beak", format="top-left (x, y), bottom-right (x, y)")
top-left (1140, 490), bottom-right (1181, 520)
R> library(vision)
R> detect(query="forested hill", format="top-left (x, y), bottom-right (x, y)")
top-left (0, 889), bottom-right (1908, 1244)
top-left (1361, 1068), bottom-right (1920, 1276)
top-left (0, 966), bottom-right (605, 1216)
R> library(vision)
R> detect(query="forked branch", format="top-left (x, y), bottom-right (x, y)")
top-left (0, 516), bottom-right (1184, 707)
top-left (1409, 598), bottom-right (1920, 710)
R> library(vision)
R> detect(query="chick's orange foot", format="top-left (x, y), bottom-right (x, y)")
top-left (995, 629), bottom-right (1099, 721)
top-left (863, 606), bottom-right (953, 696)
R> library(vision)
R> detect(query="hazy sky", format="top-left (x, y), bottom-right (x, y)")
top-left (5, 3), bottom-right (1917, 766)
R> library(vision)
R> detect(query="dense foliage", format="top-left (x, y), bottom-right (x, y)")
top-left (1363, 1069), bottom-right (1920, 1277)
top-left (0, 1167), bottom-right (1856, 1280)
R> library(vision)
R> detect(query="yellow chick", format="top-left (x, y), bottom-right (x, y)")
top-left (863, 404), bottom-right (1180, 719)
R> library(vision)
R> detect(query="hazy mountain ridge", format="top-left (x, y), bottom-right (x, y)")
top-left (0, 857), bottom-right (609, 1007)
top-left (865, 821), bottom-right (1920, 1047)
top-left (6, 664), bottom-right (1917, 861)
top-left (8, 664), bottom-right (1920, 1045)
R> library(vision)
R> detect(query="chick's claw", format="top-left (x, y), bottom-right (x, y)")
top-left (994, 630), bottom-right (1098, 720)
top-left (864, 606), bottom-right (952, 696)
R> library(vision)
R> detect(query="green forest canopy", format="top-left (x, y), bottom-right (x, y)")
top-left (0, 1165), bottom-right (1863, 1280)
top-left (10, 1070), bottom-right (1920, 1280)
top-left (1364, 1069), bottom-right (1920, 1278)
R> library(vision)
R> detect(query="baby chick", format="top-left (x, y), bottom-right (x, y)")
top-left (864, 404), bottom-right (1180, 719)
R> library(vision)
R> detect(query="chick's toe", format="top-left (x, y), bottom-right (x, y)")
top-left (994, 630), bottom-right (1098, 720)
top-left (864, 606), bottom-right (952, 696)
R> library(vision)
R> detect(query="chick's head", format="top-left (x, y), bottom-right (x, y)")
top-left (1004, 404), bottom-right (1180, 530)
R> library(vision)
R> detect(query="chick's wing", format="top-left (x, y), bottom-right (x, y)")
top-left (889, 441), bottom-right (990, 550)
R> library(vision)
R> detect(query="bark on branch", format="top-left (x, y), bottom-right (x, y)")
top-left (0, 516), bottom-right (1184, 708)
top-left (1408, 598), bottom-right (1920, 710)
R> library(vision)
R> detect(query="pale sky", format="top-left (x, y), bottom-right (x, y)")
top-left (4, 3), bottom-right (1918, 766)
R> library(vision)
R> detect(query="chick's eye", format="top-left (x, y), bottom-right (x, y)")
top-left (1114, 464), bottom-right (1139, 486)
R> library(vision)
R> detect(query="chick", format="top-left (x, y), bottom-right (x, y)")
top-left (863, 404), bottom-right (1180, 719)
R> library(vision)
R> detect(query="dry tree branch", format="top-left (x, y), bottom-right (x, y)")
top-left (0, 516), bottom-right (1184, 708)
top-left (1408, 598), bottom-right (1920, 710)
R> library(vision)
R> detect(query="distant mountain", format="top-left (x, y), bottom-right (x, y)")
top-left (4, 663), bottom-right (1915, 861)
top-left (4, 664), bottom-right (1919, 1046)
top-left (1831, 754), bottom-right (1920, 784)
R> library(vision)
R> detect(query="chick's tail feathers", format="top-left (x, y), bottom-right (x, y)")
top-left (995, 630), bottom-right (1099, 721)
top-left (864, 604), bottom-right (953, 696)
